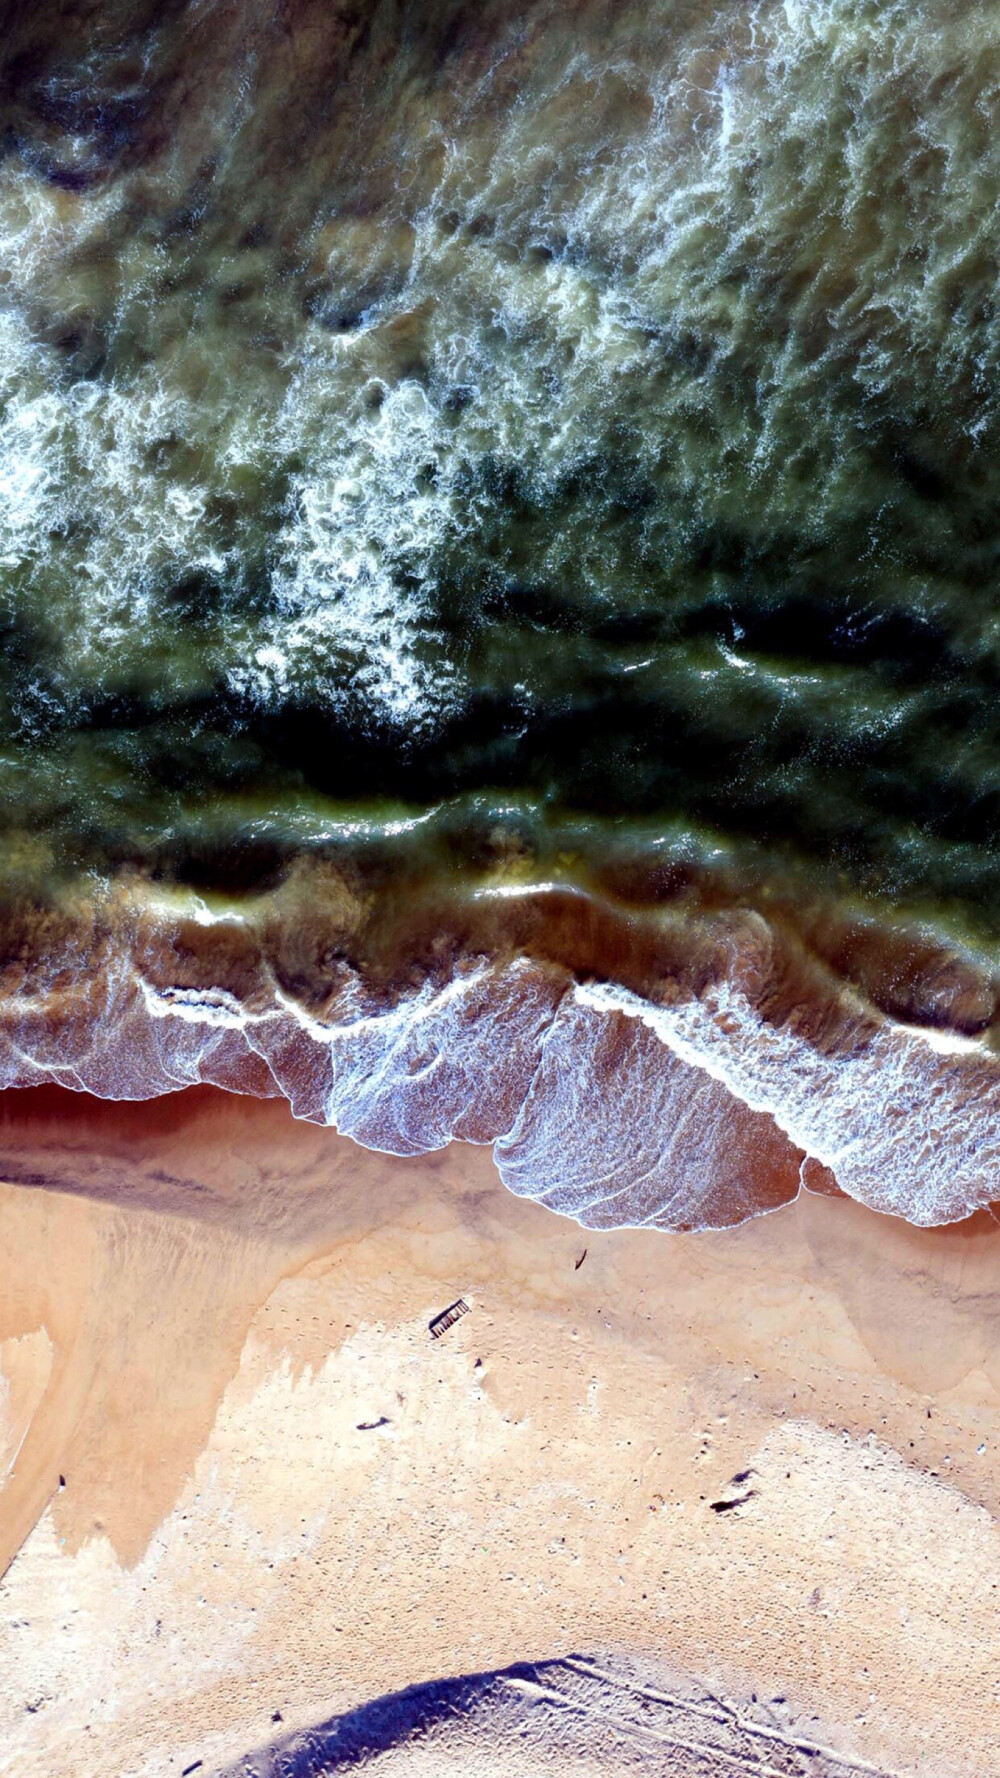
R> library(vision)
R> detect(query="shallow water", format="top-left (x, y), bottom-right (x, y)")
top-left (5, 0), bottom-right (1000, 1227)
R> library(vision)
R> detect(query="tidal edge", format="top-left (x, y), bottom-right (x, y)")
top-left (5, 866), bottom-right (1000, 1231)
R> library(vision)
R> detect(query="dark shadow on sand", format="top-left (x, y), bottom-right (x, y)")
top-left (216, 1653), bottom-right (892, 1777)
top-left (217, 1659), bottom-right (564, 1775)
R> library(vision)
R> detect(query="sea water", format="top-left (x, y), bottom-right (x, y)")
top-left (4, 0), bottom-right (1000, 1227)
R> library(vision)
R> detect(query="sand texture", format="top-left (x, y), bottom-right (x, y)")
top-left (222, 1653), bottom-right (897, 1776)
top-left (0, 1086), bottom-right (998, 1775)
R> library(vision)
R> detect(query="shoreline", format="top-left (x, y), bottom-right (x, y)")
top-left (1, 869), bottom-right (1000, 1232)
top-left (5, 3), bottom-right (1000, 1771)
top-left (1, 1084), bottom-right (1000, 1775)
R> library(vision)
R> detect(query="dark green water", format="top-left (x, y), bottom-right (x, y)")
top-left (2, 0), bottom-right (1000, 929)
top-left (6, 0), bottom-right (1000, 1228)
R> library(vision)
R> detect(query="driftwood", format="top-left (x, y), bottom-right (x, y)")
top-left (428, 1298), bottom-right (471, 1340)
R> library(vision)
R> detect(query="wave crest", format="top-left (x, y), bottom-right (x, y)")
top-left (1, 878), bottom-right (998, 1231)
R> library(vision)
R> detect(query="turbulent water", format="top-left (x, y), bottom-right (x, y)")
top-left (5, 0), bottom-right (1000, 1228)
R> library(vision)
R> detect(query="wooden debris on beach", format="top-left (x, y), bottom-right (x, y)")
top-left (429, 1298), bottom-right (470, 1339)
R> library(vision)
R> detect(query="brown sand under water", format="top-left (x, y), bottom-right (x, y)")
top-left (3, 871), bottom-right (1000, 1235)
top-left (0, 1084), bottom-right (999, 1774)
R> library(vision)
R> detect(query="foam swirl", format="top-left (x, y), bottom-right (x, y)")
top-left (1, 876), bottom-right (998, 1231)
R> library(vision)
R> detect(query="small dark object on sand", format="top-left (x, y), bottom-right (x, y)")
top-left (356, 1417), bottom-right (391, 1431)
top-left (575, 1248), bottom-right (588, 1270)
top-left (429, 1298), bottom-right (470, 1339)
top-left (709, 1490), bottom-right (758, 1513)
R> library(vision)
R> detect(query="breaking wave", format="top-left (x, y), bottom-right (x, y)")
top-left (4, 0), bottom-right (1000, 1229)
top-left (1, 869), bottom-right (998, 1231)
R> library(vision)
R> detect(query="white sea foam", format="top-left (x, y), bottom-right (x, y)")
top-left (2, 889), bottom-right (997, 1229)
top-left (492, 989), bottom-right (803, 1229)
top-left (1, 1), bottom-right (1000, 1234)
top-left (568, 976), bottom-right (1000, 1225)
top-left (0, 0), bottom-right (994, 737)
top-left (236, 377), bottom-right (463, 733)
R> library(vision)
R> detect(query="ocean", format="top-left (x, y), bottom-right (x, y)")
top-left (3, 0), bottom-right (1000, 1227)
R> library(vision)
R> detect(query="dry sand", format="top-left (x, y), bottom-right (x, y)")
top-left (0, 1085), bottom-right (999, 1776)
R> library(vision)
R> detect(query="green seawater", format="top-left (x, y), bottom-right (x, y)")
top-left (4, 0), bottom-right (1000, 942)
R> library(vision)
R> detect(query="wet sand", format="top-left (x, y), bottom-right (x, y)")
top-left (1, 1085), bottom-right (999, 1775)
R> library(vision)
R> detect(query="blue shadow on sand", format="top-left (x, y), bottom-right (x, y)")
top-left (215, 1657), bottom-right (576, 1775)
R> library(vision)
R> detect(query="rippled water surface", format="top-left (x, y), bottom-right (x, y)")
top-left (6, 0), bottom-right (1000, 1226)
top-left (0, 0), bottom-right (999, 913)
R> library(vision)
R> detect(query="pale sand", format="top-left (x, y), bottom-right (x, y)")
top-left (0, 1087), bottom-right (999, 1776)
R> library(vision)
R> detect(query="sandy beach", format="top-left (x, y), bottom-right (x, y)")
top-left (0, 1084), bottom-right (998, 1776)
